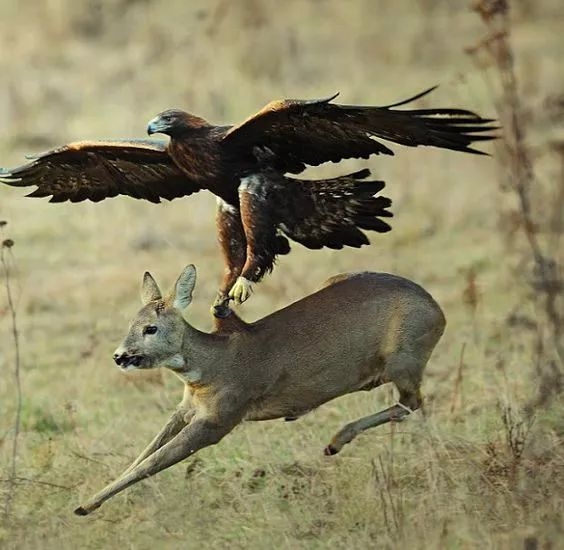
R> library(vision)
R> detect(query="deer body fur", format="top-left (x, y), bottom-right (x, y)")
top-left (74, 266), bottom-right (445, 515)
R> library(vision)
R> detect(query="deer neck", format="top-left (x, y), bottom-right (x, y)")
top-left (166, 322), bottom-right (229, 384)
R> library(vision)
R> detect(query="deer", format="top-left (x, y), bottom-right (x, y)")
top-left (74, 264), bottom-right (446, 516)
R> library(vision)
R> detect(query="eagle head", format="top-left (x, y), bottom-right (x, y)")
top-left (147, 109), bottom-right (210, 137)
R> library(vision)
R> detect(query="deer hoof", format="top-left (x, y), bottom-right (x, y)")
top-left (229, 277), bottom-right (253, 304)
top-left (323, 444), bottom-right (339, 456)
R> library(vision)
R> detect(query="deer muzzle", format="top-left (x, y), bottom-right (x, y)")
top-left (113, 350), bottom-right (144, 369)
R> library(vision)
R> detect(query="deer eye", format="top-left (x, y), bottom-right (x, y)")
top-left (143, 325), bottom-right (158, 336)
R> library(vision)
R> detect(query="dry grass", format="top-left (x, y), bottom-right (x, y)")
top-left (0, 0), bottom-right (563, 548)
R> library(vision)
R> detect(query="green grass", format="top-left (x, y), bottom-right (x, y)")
top-left (1, 0), bottom-right (563, 548)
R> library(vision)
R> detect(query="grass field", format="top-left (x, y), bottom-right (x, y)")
top-left (1, 1), bottom-right (563, 548)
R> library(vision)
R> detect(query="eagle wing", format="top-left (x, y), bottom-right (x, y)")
top-left (0, 139), bottom-right (201, 203)
top-left (278, 169), bottom-right (393, 250)
top-left (222, 87), bottom-right (497, 174)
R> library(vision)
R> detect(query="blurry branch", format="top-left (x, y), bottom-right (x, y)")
top-left (466, 1), bottom-right (563, 378)
top-left (0, 477), bottom-right (75, 491)
top-left (499, 401), bottom-right (533, 462)
top-left (498, 400), bottom-right (534, 481)
top-left (450, 343), bottom-right (467, 414)
top-left (1, 221), bottom-right (22, 521)
top-left (371, 456), bottom-right (404, 539)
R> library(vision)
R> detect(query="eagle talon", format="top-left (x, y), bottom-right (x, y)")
top-left (211, 294), bottom-right (232, 318)
top-left (212, 303), bottom-right (232, 319)
top-left (229, 277), bottom-right (253, 304)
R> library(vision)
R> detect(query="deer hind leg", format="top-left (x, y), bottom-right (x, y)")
top-left (324, 388), bottom-right (422, 456)
top-left (324, 356), bottom-right (424, 456)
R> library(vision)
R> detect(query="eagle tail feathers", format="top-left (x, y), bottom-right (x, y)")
top-left (279, 169), bottom-right (393, 251)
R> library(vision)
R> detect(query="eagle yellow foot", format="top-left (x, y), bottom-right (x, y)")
top-left (229, 277), bottom-right (253, 304)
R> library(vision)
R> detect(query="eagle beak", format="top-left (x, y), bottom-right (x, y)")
top-left (147, 116), bottom-right (163, 136)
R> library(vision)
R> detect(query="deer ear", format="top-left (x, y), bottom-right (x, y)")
top-left (141, 272), bottom-right (162, 305)
top-left (172, 265), bottom-right (197, 311)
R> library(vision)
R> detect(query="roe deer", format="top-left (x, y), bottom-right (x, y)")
top-left (74, 264), bottom-right (445, 515)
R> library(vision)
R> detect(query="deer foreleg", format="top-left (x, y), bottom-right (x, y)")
top-left (74, 416), bottom-right (235, 516)
top-left (120, 408), bottom-right (195, 477)
top-left (121, 385), bottom-right (195, 475)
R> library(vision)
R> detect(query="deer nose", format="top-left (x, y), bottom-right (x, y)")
top-left (113, 352), bottom-right (127, 366)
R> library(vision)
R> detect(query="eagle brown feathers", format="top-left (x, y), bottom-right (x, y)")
top-left (1, 87), bottom-right (496, 315)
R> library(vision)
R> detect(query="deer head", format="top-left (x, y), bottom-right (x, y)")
top-left (113, 265), bottom-right (196, 371)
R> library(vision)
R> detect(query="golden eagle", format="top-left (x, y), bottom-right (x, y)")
top-left (1, 87), bottom-right (495, 315)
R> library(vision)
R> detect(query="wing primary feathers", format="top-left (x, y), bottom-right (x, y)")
top-left (223, 86), bottom-right (497, 169)
top-left (1, 140), bottom-right (201, 203)
top-left (303, 92), bottom-right (340, 104)
top-left (25, 188), bottom-right (48, 198)
top-left (380, 85), bottom-right (439, 108)
top-left (350, 168), bottom-right (371, 179)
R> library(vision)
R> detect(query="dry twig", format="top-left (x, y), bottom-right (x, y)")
top-left (467, 0), bottom-right (563, 393)
top-left (1, 221), bottom-right (22, 521)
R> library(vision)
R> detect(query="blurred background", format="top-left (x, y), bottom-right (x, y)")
top-left (0, 1), bottom-right (563, 548)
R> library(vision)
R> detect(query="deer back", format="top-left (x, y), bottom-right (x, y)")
top-left (215, 272), bottom-right (445, 421)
